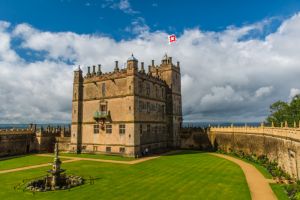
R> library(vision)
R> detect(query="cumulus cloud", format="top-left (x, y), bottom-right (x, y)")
top-left (289, 88), bottom-right (300, 100)
top-left (1, 13), bottom-right (300, 123)
top-left (102, 0), bottom-right (138, 14)
top-left (255, 86), bottom-right (273, 98)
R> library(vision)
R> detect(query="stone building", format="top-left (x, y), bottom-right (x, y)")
top-left (71, 54), bottom-right (182, 156)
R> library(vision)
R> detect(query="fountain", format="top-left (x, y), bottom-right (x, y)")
top-left (26, 143), bottom-right (84, 192)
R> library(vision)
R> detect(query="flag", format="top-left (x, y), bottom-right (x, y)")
top-left (168, 34), bottom-right (176, 44)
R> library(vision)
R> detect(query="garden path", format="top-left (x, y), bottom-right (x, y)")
top-left (210, 153), bottom-right (277, 200)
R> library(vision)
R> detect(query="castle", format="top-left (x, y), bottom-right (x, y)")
top-left (71, 54), bottom-right (182, 157)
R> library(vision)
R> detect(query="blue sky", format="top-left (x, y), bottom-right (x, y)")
top-left (1, 0), bottom-right (300, 123)
top-left (1, 0), bottom-right (300, 40)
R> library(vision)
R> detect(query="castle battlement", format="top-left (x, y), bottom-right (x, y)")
top-left (81, 54), bottom-right (178, 86)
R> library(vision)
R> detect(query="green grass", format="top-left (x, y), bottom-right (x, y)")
top-left (221, 153), bottom-right (290, 200)
top-left (0, 155), bottom-right (55, 171)
top-left (0, 151), bottom-right (250, 200)
top-left (59, 153), bottom-right (135, 161)
top-left (270, 184), bottom-right (289, 200)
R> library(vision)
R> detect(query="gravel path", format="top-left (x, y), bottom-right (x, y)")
top-left (210, 153), bottom-right (277, 200)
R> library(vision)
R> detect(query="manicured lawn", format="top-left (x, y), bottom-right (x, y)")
top-left (0, 151), bottom-right (250, 200)
top-left (0, 155), bottom-right (55, 171)
top-left (222, 153), bottom-right (290, 200)
top-left (60, 152), bottom-right (135, 161)
top-left (270, 184), bottom-right (289, 200)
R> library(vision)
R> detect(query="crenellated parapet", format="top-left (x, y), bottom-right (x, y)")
top-left (82, 54), bottom-right (169, 86)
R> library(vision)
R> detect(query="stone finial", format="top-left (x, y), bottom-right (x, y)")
top-left (231, 123), bottom-right (233, 128)
top-left (97, 64), bottom-right (102, 76)
top-left (114, 61), bottom-right (119, 72)
top-left (271, 121), bottom-right (274, 127)
top-left (177, 61), bottom-right (180, 68)
top-left (87, 66), bottom-right (91, 76)
top-left (281, 122), bottom-right (283, 128)
top-left (148, 65), bottom-right (151, 74)
top-left (92, 65), bottom-right (95, 74)
top-left (294, 121), bottom-right (297, 128)
top-left (141, 62), bottom-right (145, 73)
top-left (285, 121), bottom-right (288, 128)
top-left (261, 122), bottom-right (264, 127)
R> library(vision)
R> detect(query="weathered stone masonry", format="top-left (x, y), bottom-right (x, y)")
top-left (180, 125), bottom-right (300, 180)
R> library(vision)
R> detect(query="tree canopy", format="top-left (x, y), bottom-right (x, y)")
top-left (266, 94), bottom-right (300, 127)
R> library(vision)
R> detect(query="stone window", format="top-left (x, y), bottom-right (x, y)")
top-left (93, 146), bottom-right (98, 151)
top-left (74, 109), bottom-right (76, 114)
top-left (147, 102), bottom-right (150, 113)
top-left (106, 146), bottom-right (111, 152)
top-left (140, 124), bottom-right (143, 135)
top-left (138, 81), bottom-right (143, 94)
top-left (119, 147), bottom-right (125, 153)
top-left (94, 124), bottom-right (99, 134)
top-left (119, 124), bottom-right (126, 134)
top-left (102, 83), bottom-right (106, 97)
top-left (106, 124), bottom-right (112, 134)
top-left (146, 83), bottom-right (150, 96)
top-left (82, 146), bottom-right (87, 150)
top-left (147, 124), bottom-right (150, 134)
top-left (139, 101), bottom-right (143, 112)
top-left (161, 88), bottom-right (164, 98)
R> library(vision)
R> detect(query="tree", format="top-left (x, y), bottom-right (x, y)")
top-left (266, 95), bottom-right (300, 127)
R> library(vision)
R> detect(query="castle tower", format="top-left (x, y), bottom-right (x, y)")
top-left (157, 54), bottom-right (182, 148)
top-left (126, 54), bottom-right (138, 74)
top-left (71, 66), bottom-right (83, 153)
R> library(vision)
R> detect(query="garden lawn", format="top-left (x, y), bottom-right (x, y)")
top-left (0, 151), bottom-right (250, 200)
top-left (270, 184), bottom-right (289, 200)
top-left (59, 152), bottom-right (135, 161)
top-left (0, 155), bottom-right (56, 171)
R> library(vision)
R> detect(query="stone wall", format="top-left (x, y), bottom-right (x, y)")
top-left (180, 125), bottom-right (300, 180)
top-left (0, 129), bottom-right (37, 156)
top-left (0, 125), bottom-right (71, 157)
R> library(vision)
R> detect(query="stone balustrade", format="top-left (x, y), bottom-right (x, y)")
top-left (210, 126), bottom-right (300, 142)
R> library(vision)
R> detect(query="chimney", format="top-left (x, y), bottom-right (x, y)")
top-left (92, 65), bottom-right (96, 74)
top-left (148, 66), bottom-right (151, 74)
top-left (152, 60), bottom-right (154, 66)
top-left (114, 61), bottom-right (119, 71)
top-left (177, 61), bottom-right (180, 68)
top-left (141, 62), bottom-right (145, 73)
top-left (169, 57), bottom-right (172, 64)
top-left (97, 64), bottom-right (102, 76)
top-left (87, 66), bottom-right (91, 75)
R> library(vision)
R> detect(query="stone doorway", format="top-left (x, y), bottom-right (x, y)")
top-left (26, 144), bottom-right (30, 153)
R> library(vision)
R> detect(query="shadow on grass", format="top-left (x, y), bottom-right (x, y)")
top-left (0, 153), bottom-right (39, 162)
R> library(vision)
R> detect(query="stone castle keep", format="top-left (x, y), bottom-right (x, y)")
top-left (71, 54), bottom-right (182, 156)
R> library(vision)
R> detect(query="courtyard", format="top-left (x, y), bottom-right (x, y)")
top-left (0, 150), bottom-right (289, 200)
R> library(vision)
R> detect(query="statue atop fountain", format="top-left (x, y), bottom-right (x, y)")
top-left (26, 142), bottom-right (84, 192)
top-left (47, 142), bottom-right (65, 189)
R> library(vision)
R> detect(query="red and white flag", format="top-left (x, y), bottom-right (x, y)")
top-left (168, 34), bottom-right (176, 44)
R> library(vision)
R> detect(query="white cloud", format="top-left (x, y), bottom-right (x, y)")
top-left (289, 88), bottom-right (300, 100)
top-left (102, 0), bottom-right (138, 14)
top-left (255, 86), bottom-right (273, 98)
top-left (1, 13), bottom-right (300, 123)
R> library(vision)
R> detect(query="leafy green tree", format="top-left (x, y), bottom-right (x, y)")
top-left (266, 94), bottom-right (300, 127)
